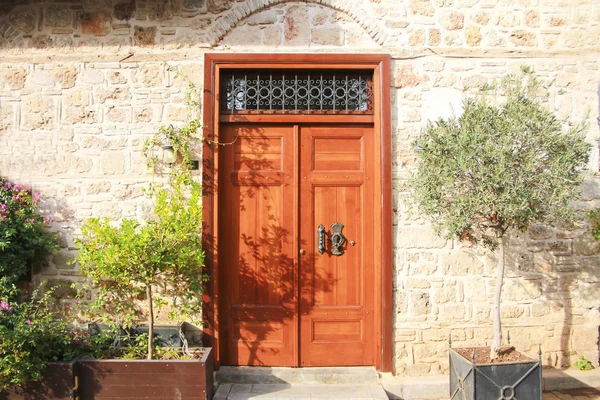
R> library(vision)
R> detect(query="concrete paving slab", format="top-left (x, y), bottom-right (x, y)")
top-left (213, 383), bottom-right (389, 399)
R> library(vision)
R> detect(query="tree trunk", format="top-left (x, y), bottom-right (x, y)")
top-left (491, 236), bottom-right (505, 360)
top-left (146, 284), bottom-right (154, 360)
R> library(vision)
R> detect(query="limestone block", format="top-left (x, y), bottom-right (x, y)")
top-left (466, 25), bottom-right (482, 46)
top-left (284, 5), bottom-right (310, 46)
top-left (114, 0), bottom-right (137, 21)
top-left (509, 29), bottom-right (537, 46)
top-left (413, 343), bottom-right (446, 362)
top-left (501, 305), bottom-right (526, 319)
top-left (85, 181), bottom-right (111, 195)
top-left (494, 11), bottom-right (520, 27)
top-left (428, 29), bottom-right (441, 45)
top-left (524, 9), bottom-right (540, 27)
top-left (548, 240), bottom-right (572, 256)
top-left (134, 26), bottom-right (157, 46)
top-left (81, 69), bottom-right (105, 84)
top-left (21, 94), bottom-right (55, 131)
top-left (62, 107), bottom-right (98, 124)
top-left (406, 277), bottom-right (431, 289)
top-left (81, 12), bottom-right (112, 36)
top-left (440, 11), bottom-right (465, 31)
top-left (433, 286), bottom-right (457, 304)
top-left (52, 249), bottom-right (77, 269)
top-left (408, 29), bottom-right (426, 46)
top-left (395, 226), bottom-right (447, 249)
top-left (100, 152), bottom-right (126, 174)
top-left (45, 5), bottom-right (72, 28)
top-left (572, 233), bottom-right (600, 256)
top-left (311, 28), bottom-right (344, 46)
top-left (393, 66), bottom-right (429, 88)
top-left (10, 8), bottom-right (37, 34)
top-left (134, 106), bottom-right (155, 122)
top-left (438, 304), bottom-right (465, 320)
top-left (107, 71), bottom-right (129, 84)
top-left (395, 329), bottom-right (417, 342)
top-left (471, 11), bottom-right (490, 25)
top-left (422, 329), bottom-right (449, 342)
top-left (96, 87), bottom-right (132, 105)
top-left (463, 277), bottom-right (486, 302)
top-left (442, 250), bottom-right (483, 275)
top-left (502, 278), bottom-right (542, 302)
top-left (410, 0), bottom-right (434, 17)
top-left (53, 67), bottom-right (78, 88)
top-left (443, 32), bottom-right (463, 46)
top-left (410, 261), bottom-right (438, 275)
top-left (105, 106), bottom-right (131, 123)
top-left (408, 291), bottom-right (431, 316)
top-left (528, 224), bottom-right (553, 240)
top-left (248, 10), bottom-right (277, 25)
top-left (140, 64), bottom-right (165, 87)
top-left (207, 0), bottom-right (231, 14)
top-left (0, 67), bottom-right (27, 89)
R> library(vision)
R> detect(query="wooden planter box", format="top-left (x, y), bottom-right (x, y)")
top-left (0, 362), bottom-right (75, 400)
top-left (449, 347), bottom-right (541, 400)
top-left (77, 347), bottom-right (213, 400)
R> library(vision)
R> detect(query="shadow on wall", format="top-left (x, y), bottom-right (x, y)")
top-left (502, 218), bottom-right (600, 370)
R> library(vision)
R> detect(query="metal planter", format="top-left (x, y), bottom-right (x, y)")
top-left (449, 347), bottom-right (542, 400)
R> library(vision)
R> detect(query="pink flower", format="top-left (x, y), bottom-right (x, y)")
top-left (0, 301), bottom-right (12, 313)
top-left (26, 320), bottom-right (32, 325)
top-left (32, 192), bottom-right (40, 202)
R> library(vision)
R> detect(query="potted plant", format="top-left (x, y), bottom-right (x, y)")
top-left (410, 67), bottom-right (591, 399)
top-left (72, 81), bottom-right (213, 398)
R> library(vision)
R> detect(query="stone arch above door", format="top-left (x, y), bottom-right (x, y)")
top-left (217, 2), bottom-right (381, 49)
top-left (208, 0), bottom-right (387, 47)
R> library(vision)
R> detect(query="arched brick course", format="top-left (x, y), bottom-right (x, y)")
top-left (209, 0), bottom-right (387, 47)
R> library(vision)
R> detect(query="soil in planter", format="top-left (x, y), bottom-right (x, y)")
top-left (455, 346), bottom-right (534, 364)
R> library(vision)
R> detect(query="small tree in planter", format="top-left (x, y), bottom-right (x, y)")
top-left (74, 173), bottom-right (206, 360)
top-left (410, 68), bottom-right (590, 397)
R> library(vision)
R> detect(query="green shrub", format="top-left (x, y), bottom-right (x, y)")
top-left (0, 179), bottom-right (58, 289)
top-left (0, 286), bottom-right (78, 391)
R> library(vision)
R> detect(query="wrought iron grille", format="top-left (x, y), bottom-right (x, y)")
top-left (221, 69), bottom-right (374, 114)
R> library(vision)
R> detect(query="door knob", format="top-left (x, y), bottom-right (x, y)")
top-left (299, 249), bottom-right (306, 255)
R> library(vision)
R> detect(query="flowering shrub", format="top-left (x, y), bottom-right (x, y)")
top-left (0, 286), bottom-right (79, 391)
top-left (0, 178), bottom-right (58, 290)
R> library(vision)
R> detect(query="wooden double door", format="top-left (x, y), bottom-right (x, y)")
top-left (219, 123), bottom-right (376, 367)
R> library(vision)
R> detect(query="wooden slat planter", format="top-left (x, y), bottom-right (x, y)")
top-left (0, 348), bottom-right (213, 400)
top-left (77, 348), bottom-right (213, 400)
top-left (0, 362), bottom-right (75, 400)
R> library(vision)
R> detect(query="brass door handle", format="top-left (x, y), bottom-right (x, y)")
top-left (299, 249), bottom-right (306, 255)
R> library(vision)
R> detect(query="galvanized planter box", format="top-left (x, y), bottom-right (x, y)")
top-left (0, 362), bottom-right (76, 400)
top-left (449, 347), bottom-right (541, 400)
top-left (77, 347), bottom-right (213, 400)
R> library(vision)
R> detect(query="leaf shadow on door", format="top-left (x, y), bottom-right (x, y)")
top-left (218, 124), bottom-right (337, 366)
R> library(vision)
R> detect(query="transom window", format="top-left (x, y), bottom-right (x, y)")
top-left (221, 69), bottom-right (374, 114)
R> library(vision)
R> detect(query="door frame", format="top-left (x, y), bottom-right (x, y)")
top-left (201, 53), bottom-right (392, 372)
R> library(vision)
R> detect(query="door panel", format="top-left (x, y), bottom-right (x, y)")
top-left (220, 124), bottom-right (374, 367)
top-left (299, 126), bottom-right (375, 366)
top-left (220, 125), bottom-right (297, 366)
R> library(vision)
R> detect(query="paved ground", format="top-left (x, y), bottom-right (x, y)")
top-left (214, 384), bottom-right (600, 399)
top-left (544, 387), bottom-right (600, 399)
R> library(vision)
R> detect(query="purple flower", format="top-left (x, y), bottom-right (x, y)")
top-left (0, 301), bottom-right (12, 313)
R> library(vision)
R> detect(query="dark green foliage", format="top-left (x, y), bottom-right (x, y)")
top-left (411, 69), bottom-right (590, 248)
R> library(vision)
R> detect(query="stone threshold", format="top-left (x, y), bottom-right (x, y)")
top-left (382, 368), bottom-right (600, 400)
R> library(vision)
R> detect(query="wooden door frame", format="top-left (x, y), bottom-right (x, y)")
top-left (202, 53), bottom-right (392, 372)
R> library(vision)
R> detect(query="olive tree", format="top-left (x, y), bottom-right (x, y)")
top-left (410, 68), bottom-right (590, 359)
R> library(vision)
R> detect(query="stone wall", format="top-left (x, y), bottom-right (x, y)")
top-left (0, 0), bottom-right (599, 375)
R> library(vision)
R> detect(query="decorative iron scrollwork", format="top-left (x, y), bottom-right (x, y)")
top-left (221, 69), bottom-right (374, 114)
